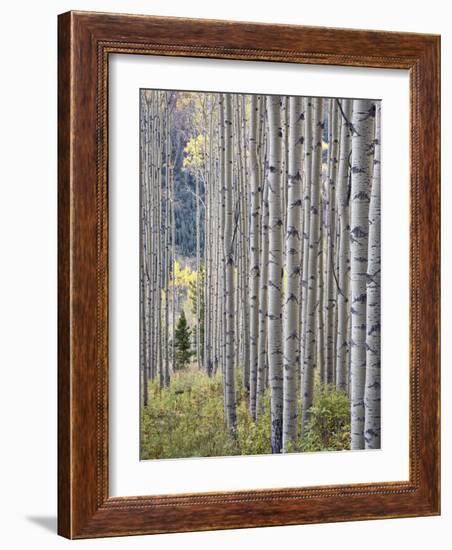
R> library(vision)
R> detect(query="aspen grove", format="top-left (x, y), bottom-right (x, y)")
top-left (140, 90), bottom-right (381, 458)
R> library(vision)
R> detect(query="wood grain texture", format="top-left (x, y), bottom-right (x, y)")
top-left (57, 10), bottom-right (440, 539)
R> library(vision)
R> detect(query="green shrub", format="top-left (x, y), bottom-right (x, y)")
top-left (299, 385), bottom-right (351, 452)
top-left (140, 369), bottom-right (239, 459)
top-left (140, 369), bottom-right (351, 459)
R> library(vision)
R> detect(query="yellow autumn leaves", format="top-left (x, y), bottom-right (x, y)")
top-left (183, 133), bottom-right (209, 172)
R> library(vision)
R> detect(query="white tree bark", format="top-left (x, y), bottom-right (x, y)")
top-left (301, 97), bottom-right (323, 437)
top-left (256, 155), bottom-right (269, 418)
top-left (335, 99), bottom-right (353, 391)
top-left (164, 94), bottom-right (171, 387)
top-left (364, 102), bottom-right (381, 449)
top-left (266, 95), bottom-right (284, 453)
top-left (249, 94), bottom-right (261, 418)
top-left (140, 91), bottom-right (149, 405)
top-left (282, 96), bottom-right (304, 450)
top-left (350, 99), bottom-right (375, 450)
top-left (218, 94), bottom-right (228, 416)
top-left (223, 94), bottom-right (237, 435)
top-left (300, 98), bottom-right (313, 392)
top-left (156, 92), bottom-right (164, 387)
top-left (325, 100), bottom-right (340, 384)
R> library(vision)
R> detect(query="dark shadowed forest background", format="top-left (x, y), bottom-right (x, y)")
top-left (139, 90), bottom-right (381, 459)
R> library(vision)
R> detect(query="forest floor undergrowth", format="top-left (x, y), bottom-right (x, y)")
top-left (140, 367), bottom-right (351, 460)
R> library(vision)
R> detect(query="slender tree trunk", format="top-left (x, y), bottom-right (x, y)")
top-left (282, 96), bottom-right (304, 450)
top-left (223, 94), bottom-right (237, 435)
top-left (364, 102), bottom-right (381, 449)
top-left (317, 198), bottom-right (325, 384)
top-left (164, 95), bottom-right (170, 386)
top-left (256, 98), bottom-right (269, 418)
top-left (300, 98), bottom-right (313, 394)
top-left (249, 94), bottom-right (261, 417)
top-left (256, 157), bottom-right (269, 418)
top-left (239, 96), bottom-right (250, 392)
top-left (150, 92), bottom-right (158, 380)
top-left (140, 92), bottom-right (149, 405)
top-left (205, 95), bottom-right (215, 375)
top-left (214, 118), bottom-right (221, 374)
top-left (156, 92), bottom-right (164, 387)
top-left (325, 100), bottom-right (340, 384)
top-left (301, 97), bottom-right (323, 437)
top-left (195, 170), bottom-right (201, 369)
top-left (266, 95), bottom-right (284, 453)
top-left (218, 94), bottom-right (227, 416)
top-left (171, 157), bottom-right (176, 375)
top-left (144, 92), bottom-right (154, 382)
top-left (335, 99), bottom-right (353, 390)
top-left (350, 99), bottom-right (375, 449)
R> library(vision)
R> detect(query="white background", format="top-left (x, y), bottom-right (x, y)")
top-left (0, 0), bottom-right (449, 549)
top-left (110, 56), bottom-right (409, 496)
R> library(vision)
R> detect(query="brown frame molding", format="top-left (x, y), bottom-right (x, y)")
top-left (58, 10), bottom-right (440, 539)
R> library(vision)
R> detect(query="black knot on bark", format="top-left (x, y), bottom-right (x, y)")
top-left (350, 225), bottom-right (368, 238)
top-left (351, 166), bottom-right (365, 174)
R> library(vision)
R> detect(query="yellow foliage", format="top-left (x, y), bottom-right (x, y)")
top-left (176, 92), bottom-right (196, 110)
top-left (173, 260), bottom-right (197, 289)
top-left (183, 134), bottom-right (209, 172)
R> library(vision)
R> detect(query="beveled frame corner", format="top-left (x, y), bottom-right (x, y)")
top-left (58, 10), bottom-right (440, 539)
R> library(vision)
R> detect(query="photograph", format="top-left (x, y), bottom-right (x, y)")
top-left (52, 5), bottom-right (441, 540)
top-left (139, 89), bottom-right (381, 459)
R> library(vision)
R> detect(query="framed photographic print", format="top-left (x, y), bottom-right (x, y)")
top-left (58, 11), bottom-right (440, 538)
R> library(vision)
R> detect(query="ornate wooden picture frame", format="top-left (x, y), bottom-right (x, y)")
top-left (58, 11), bottom-right (440, 539)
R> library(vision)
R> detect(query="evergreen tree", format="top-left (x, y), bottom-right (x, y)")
top-left (174, 310), bottom-right (193, 370)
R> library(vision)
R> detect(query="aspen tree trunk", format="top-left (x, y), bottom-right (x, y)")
top-left (171, 140), bottom-right (176, 375)
top-left (164, 96), bottom-right (170, 386)
top-left (195, 167), bottom-right (201, 369)
top-left (296, 98), bottom-right (306, 394)
top-left (236, 277), bottom-right (240, 375)
top-left (140, 92), bottom-right (149, 404)
top-left (249, 94), bottom-right (261, 417)
top-left (335, 99), bottom-right (353, 390)
top-left (218, 94), bottom-right (226, 411)
top-left (239, 96), bottom-right (250, 391)
top-left (364, 102), bottom-right (381, 449)
top-left (223, 94), bottom-right (237, 435)
top-left (256, 157), bottom-right (269, 418)
top-left (214, 119), bottom-right (222, 373)
top-left (256, 98), bottom-right (269, 418)
top-left (321, 100), bottom-right (333, 385)
top-left (219, 94), bottom-right (227, 398)
top-left (350, 99), bottom-right (375, 450)
top-left (142, 93), bottom-right (151, 381)
top-left (232, 96), bottom-right (240, 377)
top-left (232, 94), bottom-right (247, 387)
top-left (282, 96), bottom-right (304, 451)
top-left (140, 263), bottom-right (148, 405)
top-left (156, 92), bottom-right (164, 387)
top-left (325, 100), bottom-right (340, 384)
top-left (149, 90), bottom-right (158, 380)
top-left (266, 95), bottom-right (284, 453)
top-left (301, 97), bottom-right (323, 437)
top-left (204, 134), bottom-right (210, 375)
top-left (317, 200), bottom-right (325, 384)
top-left (281, 97), bottom-right (288, 239)
top-left (205, 95), bottom-right (215, 375)
top-left (150, 91), bottom-right (158, 380)
top-left (300, 98), bottom-right (313, 390)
